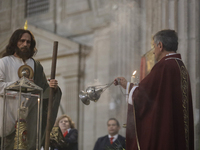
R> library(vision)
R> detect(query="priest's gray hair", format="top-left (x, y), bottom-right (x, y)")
top-left (153, 29), bottom-right (178, 52)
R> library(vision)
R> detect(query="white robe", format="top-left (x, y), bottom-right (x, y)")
top-left (0, 55), bottom-right (34, 137)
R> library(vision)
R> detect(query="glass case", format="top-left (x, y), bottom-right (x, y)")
top-left (1, 77), bottom-right (43, 150)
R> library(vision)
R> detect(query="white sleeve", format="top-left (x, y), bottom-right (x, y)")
top-left (126, 82), bottom-right (130, 103)
top-left (0, 59), bottom-right (14, 95)
top-left (126, 82), bottom-right (138, 105)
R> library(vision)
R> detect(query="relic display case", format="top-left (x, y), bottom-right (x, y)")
top-left (1, 76), bottom-right (43, 150)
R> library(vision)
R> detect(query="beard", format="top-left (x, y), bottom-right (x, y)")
top-left (15, 47), bottom-right (32, 62)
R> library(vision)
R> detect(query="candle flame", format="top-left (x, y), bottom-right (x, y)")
top-left (38, 98), bottom-right (40, 102)
top-left (132, 70), bottom-right (137, 76)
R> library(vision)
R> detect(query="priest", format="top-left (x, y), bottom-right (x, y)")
top-left (114, 29), bottom-right (194, 150)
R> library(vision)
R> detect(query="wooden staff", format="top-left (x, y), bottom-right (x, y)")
top-left (44, 41), bottom-right (58, 150)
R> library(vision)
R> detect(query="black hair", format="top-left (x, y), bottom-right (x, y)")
top-left (107, 118), bottom-right (120, 127)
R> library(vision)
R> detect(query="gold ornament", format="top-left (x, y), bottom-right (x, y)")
top-left (50, 126), bottom-right (65, 148)
top-left (18, 65), bottom-right (34, 79)
top-left (14, 120), bottom-right (28, 150)
top-left (24, 20), bottom-right (28, 30)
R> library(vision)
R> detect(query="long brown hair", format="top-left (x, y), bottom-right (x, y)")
top-left (3, 29), bottom-right (37, 58)
top-left (55, 114), bottom-right (75, 129)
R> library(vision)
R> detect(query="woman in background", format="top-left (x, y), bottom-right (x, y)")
top-left (52, 114), bottom-right (78, 150)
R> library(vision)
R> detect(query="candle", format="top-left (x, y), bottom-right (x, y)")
top-left (131, 70), bottom-right (137, 83)
top-left (36, 97), bottom-right (40, 150)
top-left (37, 98), bottom-right (40, 112)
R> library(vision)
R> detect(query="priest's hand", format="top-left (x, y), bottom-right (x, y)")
top-left (48, 79), bottom-right (58, 89)
top-left (114, 77), bottom-right (127, 89)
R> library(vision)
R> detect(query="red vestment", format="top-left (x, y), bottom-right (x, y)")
top-left (126, 54), bottom-right (194, 150)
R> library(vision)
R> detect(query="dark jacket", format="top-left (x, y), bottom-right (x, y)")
top-left (51, 128), bottom-right (78, 150)
top-left (93, 135), bottom-right (125, 150)
top-left (63, 129), bottom-right (78, 150)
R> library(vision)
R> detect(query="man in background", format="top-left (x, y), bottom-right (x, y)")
top-left (93, 118), bottom-right (125, 150)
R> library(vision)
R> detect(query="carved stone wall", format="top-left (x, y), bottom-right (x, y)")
top-left (0, 0), bottom-right (25, 44)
